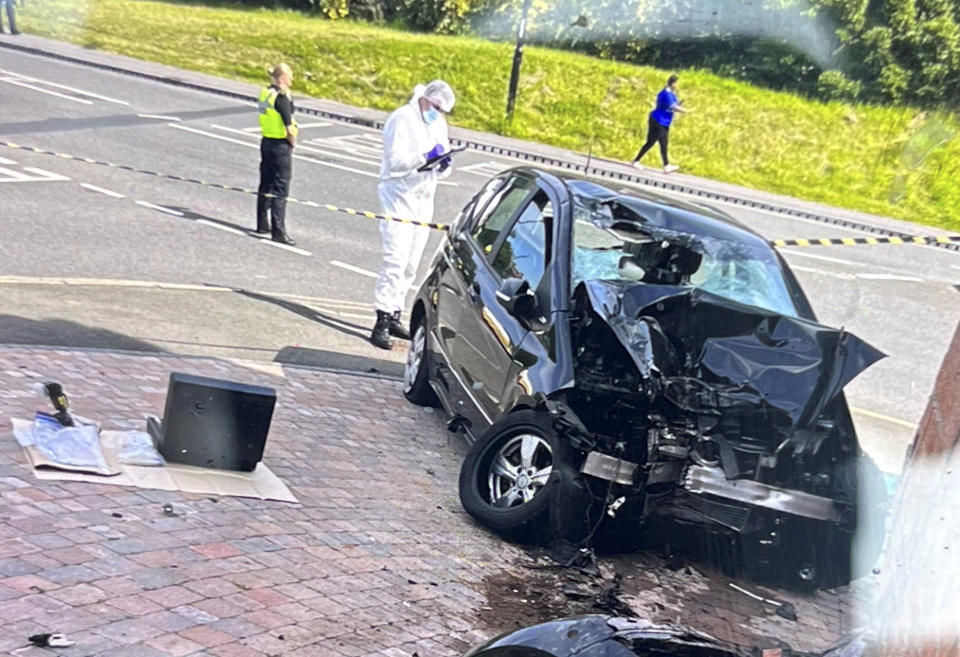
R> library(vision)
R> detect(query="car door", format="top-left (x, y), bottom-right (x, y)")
top-left (432, 175), bottom-right (508, 368)
top-left (452, 175), bottom-right (554, 428)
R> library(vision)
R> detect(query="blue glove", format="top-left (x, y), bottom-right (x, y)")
top-left (424, 144), bottom-right (445, 161)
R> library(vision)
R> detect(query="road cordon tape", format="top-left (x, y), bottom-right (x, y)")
top-left (0, 140), bottom-right (450, 232)
top-left (773, 235), bottom-right (959, 247)
top-left (3, 140), bottom-right (958, 248)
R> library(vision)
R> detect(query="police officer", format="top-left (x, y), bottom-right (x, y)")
top-left (256, 63), bottom-right (298, 245)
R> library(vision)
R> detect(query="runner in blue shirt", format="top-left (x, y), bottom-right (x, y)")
top-left (631, 74), bottom-right (691, 173)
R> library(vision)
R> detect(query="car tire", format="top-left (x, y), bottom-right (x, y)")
top-left (458, 409), bottom-right (560, 543)
top-left (403, 317), bottom-right (439, 407)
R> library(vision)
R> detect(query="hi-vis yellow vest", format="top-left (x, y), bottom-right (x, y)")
top-left (258, 87), bottom-right (298, 139)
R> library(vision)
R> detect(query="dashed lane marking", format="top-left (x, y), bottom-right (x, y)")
top-left (779, 249), bottom-right (866, 267)
top-left (196, 219), bottom-right (248, 236)
top-left (330, 260), bottom-right (378, 279)
top-left (0, 76), bottom-right (94, 104)
top-left (138, 113), bottom-right (182, 121)
top-left (855, 273), bottom-right (925, 282)
top-left (258, 238), bottom-right (312, 256)
top-left (135, 200), bottom-right (183, 216)
top-left (0, 68), bottom-right (129, 105)
top-left (79, 183), bottom-right (125, 198)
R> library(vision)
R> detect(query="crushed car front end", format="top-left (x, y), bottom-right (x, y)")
top-left (541, 188), bottom-right (888, 589)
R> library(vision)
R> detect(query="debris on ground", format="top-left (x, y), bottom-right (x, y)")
top-left (548, 539), bottom-right (599, 575)
top-left (479, 551), bottom-right (634, 631)
top-left (729, 583), bottom-right (799, 622)
top-left (28, 633), bottom-right (74, 648)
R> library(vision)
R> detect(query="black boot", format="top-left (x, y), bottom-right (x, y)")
top-left (370, 311), bottom-right (393, 350)
top-left (388, 311), bottom-right (410, 340)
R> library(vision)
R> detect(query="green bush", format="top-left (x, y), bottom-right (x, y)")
top-left (817, 69), bottom-right (862, 101)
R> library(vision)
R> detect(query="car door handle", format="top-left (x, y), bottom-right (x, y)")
top-left (469, 282), bottom-right (482, 303)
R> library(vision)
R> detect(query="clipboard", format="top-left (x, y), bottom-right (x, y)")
top-left (418, 145), bottom-right (467, 172)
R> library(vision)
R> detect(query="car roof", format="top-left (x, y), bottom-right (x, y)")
top-left (541, 171), bottom-right (772, 250)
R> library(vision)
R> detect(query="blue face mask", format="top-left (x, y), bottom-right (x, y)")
top-left (422, 107), bottom-right (441, 125)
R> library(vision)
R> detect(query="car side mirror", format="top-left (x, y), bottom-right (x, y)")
top-left (496, 278), bottom-right (537, 320)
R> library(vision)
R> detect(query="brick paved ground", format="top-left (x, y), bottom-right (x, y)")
top-left (0, 346), bottom-right (870, 656)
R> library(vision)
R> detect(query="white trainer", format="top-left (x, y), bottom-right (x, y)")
top-left (631, 161), bottom-right (644, 170)
top-left (663, 164), bottom-right (679, 173)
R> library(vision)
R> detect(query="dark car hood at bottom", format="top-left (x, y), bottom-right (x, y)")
top-left (465, 615), bottom-right (753, 657)
top-left (578, 281), bottom-right (885, 432)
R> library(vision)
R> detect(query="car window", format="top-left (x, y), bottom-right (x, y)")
top-left (571, 202), bottom-right (800, 317)
top-left (490, 191), bottom-right (552, 290)
top-left (471, 176), bottom-right (536, 255)
top-left (458, 176), bottom-right (506, 233)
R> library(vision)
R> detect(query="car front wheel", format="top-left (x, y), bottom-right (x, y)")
top-left (458, 410), bottom-right (559, 542)
top-left (403, 317), bottom-right (439, 407)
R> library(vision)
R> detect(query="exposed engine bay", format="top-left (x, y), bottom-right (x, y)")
top-left (539, 239), bottom-right (887, 589)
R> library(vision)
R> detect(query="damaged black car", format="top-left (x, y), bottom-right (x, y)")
top-left (403, 168), bottom-right (888, 589)
top-left (462, 615), bottom-right (753, 657)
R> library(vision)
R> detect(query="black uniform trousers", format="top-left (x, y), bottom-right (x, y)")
top-left (634, 115), bottom-right (670, 166)
top-left (257, 138), bottom-right (293, 239)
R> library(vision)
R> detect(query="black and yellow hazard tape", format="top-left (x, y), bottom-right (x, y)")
top-left (4, 140), bottom-right (959, 248)
top-left (0, 140), bottom-right (450, 232)
top-left (773, 235), bottom-right (960, 247)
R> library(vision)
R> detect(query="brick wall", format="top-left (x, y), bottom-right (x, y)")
top-left (874, 321), bottom-right (960, 657)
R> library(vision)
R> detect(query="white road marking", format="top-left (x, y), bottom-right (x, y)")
top-left (0, 76), bottom-right (94, 104)
top-left (330, 260), bottom-right (378, 279)
top-left (780, 249), bottom-right (869, 267)
top-left (461, 162), bottom-right (508, 177)
top-left (788, 264), bottom-right (855, 279)
top-left (0, 68), bottom-right (129, 105)
top-left (295, 122), bottom-right (332, 129)
top-left (80, 183), bottom-right (125, 198)
top-left (951, 265), bottom-right (960, 271)
top-left (196, 219), bottom-right (248, 236)
top-left (138, 113), bottom-right (182, 121)
top-left (170, 123), bottom-right (381, 179)
top-left (0, 166), bottom-right (70, 183)
top-left (135, 200), bottom-right (183, 216)
top-left (258, 238), bottom-right (312, 256)
top-left (0, 156), bottom-right (16, 165)
top-left (21, 167), bottom-right (71, 181)
top-left (211, 124), bottom-right (381, 167)
top-left (855, 273), bottom-right (924, 282)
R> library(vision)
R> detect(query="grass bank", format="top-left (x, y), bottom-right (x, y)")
top-left (15, 0), bottom-right (960, 229)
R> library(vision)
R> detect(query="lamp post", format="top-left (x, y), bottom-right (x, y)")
top-left (505, 0), bottom-right (533, 120)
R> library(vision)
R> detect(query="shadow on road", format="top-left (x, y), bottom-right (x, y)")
top-left (167, 206), bottom-right (256, 235)
top-left (233, 288), bottom-right (370, 342)
top-left (0, 315), bottom-right (168, 353)
top-left (274, 346), bottom-right (403, 379)
top-left (0, 105), bottom-right (252, 136)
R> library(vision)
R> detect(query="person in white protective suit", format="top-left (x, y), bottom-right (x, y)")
top-left (370, 80), bottom-right (456, 350)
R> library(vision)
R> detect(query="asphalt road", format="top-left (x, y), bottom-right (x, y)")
top-left (1, 46), bottom-right (958, 474)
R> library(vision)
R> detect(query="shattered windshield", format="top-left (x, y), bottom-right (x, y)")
top-left (571, 201), bottom-right (800, 317)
